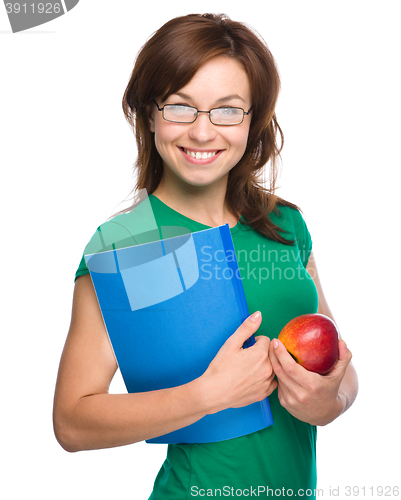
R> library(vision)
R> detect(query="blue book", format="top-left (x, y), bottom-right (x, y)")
top-left (85, 223), bottom-right (273, 444)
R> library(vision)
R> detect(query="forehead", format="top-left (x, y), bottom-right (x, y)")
top-left (171, 56), bottom-right (251, 105)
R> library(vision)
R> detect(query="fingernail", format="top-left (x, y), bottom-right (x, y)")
top-left (249, 311), bottom-right (261, 323)
top-left (273, 339), bottom-right (279, 349)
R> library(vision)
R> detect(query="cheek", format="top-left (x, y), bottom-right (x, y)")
top-left (153, 122), bottom-right (183, 168)
top-left (230, 125), bottom-right (251, 155)
top-left (153, 122), bottom-right (171, 151)
top-left (154, 120), bottom-right (180, 147)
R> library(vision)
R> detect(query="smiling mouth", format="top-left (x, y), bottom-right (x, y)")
top-left (181, 148), bottom-right (221, 160)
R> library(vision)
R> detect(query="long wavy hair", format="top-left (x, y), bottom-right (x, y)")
top-left (121, 13), bottom-right (298, 244)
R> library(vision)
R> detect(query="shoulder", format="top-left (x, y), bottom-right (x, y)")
top-left (270, 203), bottom-right (313, 267)
top-left (269, 203), bottom-right (309, 239)
top-left (84, 196), bottom-right (160, 256)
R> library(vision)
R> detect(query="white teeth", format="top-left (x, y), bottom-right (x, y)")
top-left (184, 149), bottom-right (217, 159)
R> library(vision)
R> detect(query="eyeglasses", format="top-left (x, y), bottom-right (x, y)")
top-left (152, 99), bottom-right (253, 126)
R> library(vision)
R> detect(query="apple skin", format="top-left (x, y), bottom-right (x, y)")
top-left (278, 314), bottom-right (339, 375)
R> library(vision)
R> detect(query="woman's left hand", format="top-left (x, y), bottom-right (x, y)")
top-left (269, 337), bottom-right (353, 425)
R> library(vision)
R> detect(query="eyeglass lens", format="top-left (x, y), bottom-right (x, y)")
top-left (163, 105), bottom-right (244, 125)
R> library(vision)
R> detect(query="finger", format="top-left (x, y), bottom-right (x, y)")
top-left (326, 339), bottom-right (353, 377)
top-left (338, 339), bottom-right (352, 363)
top-left (226, 311), bottom-right (262, 350)
top-left (254, 335), bottom-right (271, 349)
top-left (269, 339), bottom-right (312, 392)
top-left (271, 338), bottom-right (305, 378)
top-left (269, 339), bottom-right (295, 387)
top-left (254, 334), bottom-right (270, 342)
top-left (266, 376), bottom-right (278, 397)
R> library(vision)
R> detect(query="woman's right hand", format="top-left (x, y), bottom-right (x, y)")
top-left (200, 311), bottom-right (277, 414)
top-left (54, 276), bottom-right (276, 452)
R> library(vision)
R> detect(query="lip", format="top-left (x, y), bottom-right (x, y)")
top-left (179, 147), bottom-right (224, 165)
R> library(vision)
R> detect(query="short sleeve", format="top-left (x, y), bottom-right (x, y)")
top-left (75, 253), bottom-right (89, 281)
top-left (73, 194), bottom-right (163, 283)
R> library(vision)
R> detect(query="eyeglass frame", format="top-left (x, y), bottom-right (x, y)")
top-left (152, 99), bottom-right (253, 126)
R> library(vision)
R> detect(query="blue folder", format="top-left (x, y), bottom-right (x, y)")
top-left (85, 222), bottom-right (273, 443)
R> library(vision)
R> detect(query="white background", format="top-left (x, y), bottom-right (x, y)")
top-left (1, 1), bottom-right (400, 498)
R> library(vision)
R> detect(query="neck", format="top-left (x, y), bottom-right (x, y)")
top-left (151, 176), bottom-right (238, 228)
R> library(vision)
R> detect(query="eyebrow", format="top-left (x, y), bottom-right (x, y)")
top-left (173, 92), bottom-right (246, 104)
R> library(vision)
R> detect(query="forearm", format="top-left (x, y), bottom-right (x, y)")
top-left (54, 376), bottom-right (209, 452)
top-left (333, 362), bottom-right (358, 420)
top-left (316, 362), bottom-right (359, 426)
top-left (55, 290), bottom-right (272, 453)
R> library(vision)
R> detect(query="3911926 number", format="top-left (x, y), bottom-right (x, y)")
top-left (345, 486), bottom-right (399, 496)
top-left (5, 3), bottom-right (62, 14)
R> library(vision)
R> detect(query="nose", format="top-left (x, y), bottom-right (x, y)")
top-left (188, 113), bottom-right (218, 143)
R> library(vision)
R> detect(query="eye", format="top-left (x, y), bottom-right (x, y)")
top-left (162, 104), bottom-right (197, 122)
top-left (168, 104), bottom-right (195, 113)
top-left (219, 107), bottom-right (239, 115)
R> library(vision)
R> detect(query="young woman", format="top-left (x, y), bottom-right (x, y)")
top-left (53, 13), bottom-right (358, 499)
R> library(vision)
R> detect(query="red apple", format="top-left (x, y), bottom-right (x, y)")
top-left (278, 314), bottom-right (339, 375)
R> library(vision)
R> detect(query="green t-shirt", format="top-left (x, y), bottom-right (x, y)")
top-left (75, 194), bottom-right (319, 500)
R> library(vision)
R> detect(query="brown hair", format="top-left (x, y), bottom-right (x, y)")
top-left (122, 13), bottom-right (299, 244)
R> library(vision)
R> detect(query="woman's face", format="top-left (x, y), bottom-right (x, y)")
top-left (149, 56), bottom-right (252, 194)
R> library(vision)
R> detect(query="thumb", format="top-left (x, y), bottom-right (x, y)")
top-left (330, 338), bottom-right (352, 375)
top-left (338, 338), bottom-right (352, 364)
top-left (227, 311), bottom-right (262, 350)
